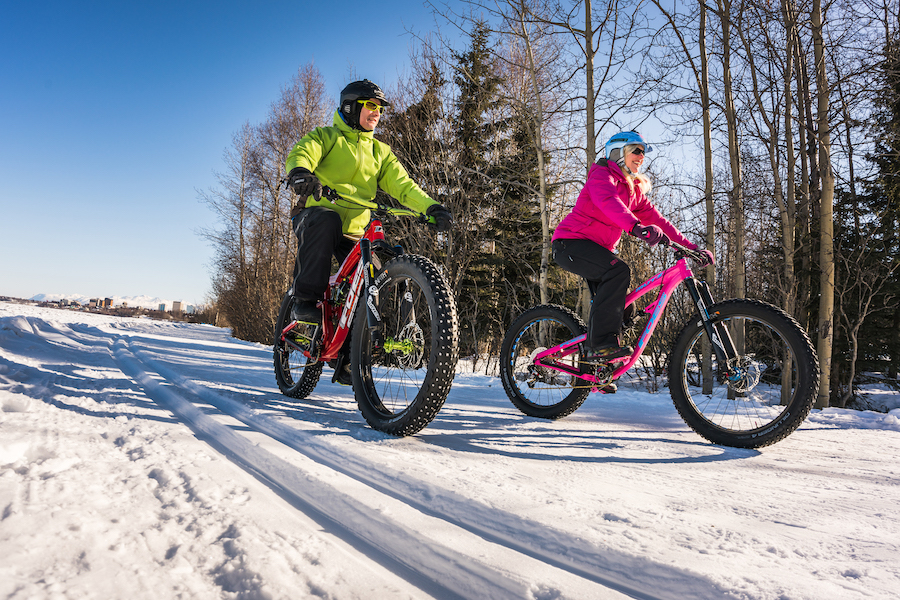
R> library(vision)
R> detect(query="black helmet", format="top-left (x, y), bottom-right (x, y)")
top-left (339, 79), bottom-right (390, 130)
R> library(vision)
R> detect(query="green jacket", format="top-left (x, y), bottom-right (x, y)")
top-left (285, 111), bottom-right (436, 237)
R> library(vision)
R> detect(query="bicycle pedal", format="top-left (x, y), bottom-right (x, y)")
top-left (293, 319), bottom-right (320, 326)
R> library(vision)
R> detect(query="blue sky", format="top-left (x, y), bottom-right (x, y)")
top-left (1, 1), bottom-right (440, 305)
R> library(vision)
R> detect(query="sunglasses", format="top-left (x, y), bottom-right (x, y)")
top-left (631, 147), bottom-right (645, 156)
top-left (358, 99), bottom-right (387, 114)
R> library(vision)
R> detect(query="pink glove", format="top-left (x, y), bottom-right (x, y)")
top-left (631, 223), bottom-right (670, 247)
top-left (695, 248), bottom-right (715, 267)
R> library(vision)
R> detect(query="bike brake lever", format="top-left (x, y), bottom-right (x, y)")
top-left (671, 242), bottom-right (703, 264)
top-left (322, 186), bottom-right (341, 204)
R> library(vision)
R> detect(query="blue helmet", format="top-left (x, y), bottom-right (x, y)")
top-left (605, 131), bottom-right (652, 160)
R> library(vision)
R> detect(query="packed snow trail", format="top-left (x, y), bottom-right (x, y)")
top-left (3, 303), bottom-right (900, 600)
top-left (112, 336), bottom-right (528, 600)
top-left (117, 333), bottom-right (735, 600)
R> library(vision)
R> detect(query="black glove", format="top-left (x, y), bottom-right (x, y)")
top-left (631, 223), bottom-right (670, 247)
top-left (426, 204), bottom-right (453, 232)
top-left (287, 167), bottom-right (322, 201)
top-left (695, 248), bottom-right (715, 267)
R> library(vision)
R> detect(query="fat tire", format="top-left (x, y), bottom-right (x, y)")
top-left (273, 293), bottom-right (323, 399)
top-left (668, 299), bottom-right (818, 448)
top-left (499, 305), bottom-right (590, 419)
top-left (351, 254), bottom-right (458, 436)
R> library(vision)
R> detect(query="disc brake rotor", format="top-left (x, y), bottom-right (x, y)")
top-left (725, 356), bottom-right (762, 393)
top-left (389, 322), bottom-right (425, 369)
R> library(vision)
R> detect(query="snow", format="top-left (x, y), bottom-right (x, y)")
top-left (2, 301), bottom-right (899, 600)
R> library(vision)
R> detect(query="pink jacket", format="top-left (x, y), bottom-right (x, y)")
top-left (552, 160), bottom-right (695, 251)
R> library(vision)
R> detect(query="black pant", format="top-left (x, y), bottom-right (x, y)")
top-left (552, 238), bottom-right (631, 347)
top-left (291, 207), bottom-right (356, 301)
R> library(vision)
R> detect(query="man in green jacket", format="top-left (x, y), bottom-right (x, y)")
top-left (285, 79), bottom-right (452, 325)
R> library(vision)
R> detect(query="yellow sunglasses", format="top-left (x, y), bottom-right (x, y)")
top-left (357, 99), bottom-right (387, 114)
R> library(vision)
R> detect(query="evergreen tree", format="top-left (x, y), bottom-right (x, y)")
top-left (447, 20), bottom-right (512, 355)
top-left (863, 33), bottom-right (900, 379)
top-left (483, 105), bottom-right (545, 331)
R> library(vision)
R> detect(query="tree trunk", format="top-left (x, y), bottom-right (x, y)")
top-left (717, 0), bottom-right (745, 302)
top-left (518, 8), bottom-right (551, 305)
top-left (716, 0), bottom-right (746, 399)
top-left (700, 0), bottom-right (715, 395)
top-left (782, 0), bottom-right (799, 321)
top-left (795, 38), bottom-right (815, 331)
top-left (812, 0), bottom-right (835, 408)
top-left (581, 0), bottom-right (595, 322)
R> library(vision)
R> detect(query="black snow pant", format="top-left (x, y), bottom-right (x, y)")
top-left (551, 238), bottom-right (631, 348)
top-left (291, 207), bottom-right (356, 302)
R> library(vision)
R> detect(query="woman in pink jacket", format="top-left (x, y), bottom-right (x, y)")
top-left (552, 131), bottom-right (712, 363)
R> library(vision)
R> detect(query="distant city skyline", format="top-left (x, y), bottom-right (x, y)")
top-left (12, 292), bottom-right (196, 311)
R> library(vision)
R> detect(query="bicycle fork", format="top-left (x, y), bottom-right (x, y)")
top-left (683, 278), bottom-right (745, 384)
top-left (360, 238), bottom-right (385, 352)
top-left (359, 239), bottom-right (421, 359)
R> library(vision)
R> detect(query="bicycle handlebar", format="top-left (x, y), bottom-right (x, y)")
top-left (668, 240), bottom-right (715, 267)
top-left (322, 186), bottom-right (435, 226)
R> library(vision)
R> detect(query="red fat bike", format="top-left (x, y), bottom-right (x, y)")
top-left (274, 191), bottom-right (459, 436)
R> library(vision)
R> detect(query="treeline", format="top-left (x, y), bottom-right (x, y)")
top-left (201, 0), bottom-right (899, 407)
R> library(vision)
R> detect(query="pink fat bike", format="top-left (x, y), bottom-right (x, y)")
top-left (498, 243), bottom-right (819, 448)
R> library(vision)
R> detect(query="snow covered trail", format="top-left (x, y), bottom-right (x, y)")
top-left (111, 335), bottom-right (527, 600)
top-left (2, 303), bottom-right (900, 600)
top-left (9, 310), bottom-right (721, 599)
top-left (113, 329), bottom-right (737, 600)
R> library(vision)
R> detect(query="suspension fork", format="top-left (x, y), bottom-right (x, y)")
top-left (360, 238), bottom-right (385, 351)
top-left (683, 277), bottom-right (739, 362)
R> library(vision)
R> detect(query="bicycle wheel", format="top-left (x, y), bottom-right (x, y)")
top-left (273, 293), bottom-right (323, 399)
top-left (351, 254), bottom-right (458, 436)
top-left (668, 299), bottom-right (819, 448)
top-left (499, 305), bottom-right (590, 419)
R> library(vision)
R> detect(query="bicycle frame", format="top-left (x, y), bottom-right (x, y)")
top-left (534, 245), bottom-right (735, 387)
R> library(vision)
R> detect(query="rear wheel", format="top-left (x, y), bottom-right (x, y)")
top-left (351, 255), bottom-right (458, 436)
top-left (499, 305), bottom-right (590, 419)
top-left (273, 293), bottom-right (323, 399)
top-left (668, 299), bottom-right (819, 448)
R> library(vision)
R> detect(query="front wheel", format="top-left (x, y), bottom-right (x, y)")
top-left (668, 299), bottom-right (819, 448)
top-left (274, 293), bottom-right (323, 399)
top-left (499, 305), bottom-right (590, 419)
top-left (351, 254), bottom-right (459, 436)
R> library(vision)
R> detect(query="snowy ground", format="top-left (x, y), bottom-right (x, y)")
top-left (1, 301), bottom-right (899, 600)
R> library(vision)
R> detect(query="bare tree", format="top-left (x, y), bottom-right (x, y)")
top-left (834, 238), bottom-right (900, 406)
top-left (734, 0), bottom-right (798, 314)
top-left (811, 0), bottom-right (836, 407)
top-left (199, 63), bottom-right (330, 342)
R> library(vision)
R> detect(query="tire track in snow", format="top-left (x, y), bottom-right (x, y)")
top-left (109, 338), bottom-right (528, 600)
top-left (118, 337), bottom-right (740, 600)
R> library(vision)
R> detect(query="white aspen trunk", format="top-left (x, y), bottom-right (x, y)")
top-left (812, 0), bottom-right (835, 408)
